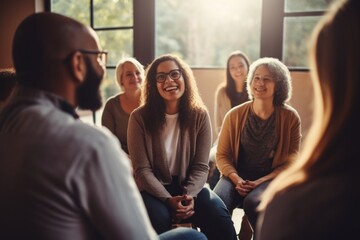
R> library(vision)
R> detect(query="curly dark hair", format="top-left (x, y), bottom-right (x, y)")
top-left (141, 54), bottom-right (207, 133)
top-left (0, 68), bottom-right (17, 101)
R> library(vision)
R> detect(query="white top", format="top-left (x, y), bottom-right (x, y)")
top-left (162, 113), bottom-right (180, 176)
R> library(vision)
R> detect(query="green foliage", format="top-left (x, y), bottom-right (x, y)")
top-left (51, 0), bottom-right (132, 101)
top-left (283, 16), bottom-right (319, 67)
top-left (285, 0), bottom-right (337, 12)
top-left (51, 0), bottom-right (90, 25)
top-left (51, 0), bottom-right (337, 99)
top-left (156, 0), bottom-right (262, 67)
top-left (93, 0), bottom-right (133, 28)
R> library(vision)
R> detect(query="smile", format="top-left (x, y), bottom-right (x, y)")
top-left (164, 86), bottom-right (179, 92)
top-left (254, 87), bottom-right (266, 92)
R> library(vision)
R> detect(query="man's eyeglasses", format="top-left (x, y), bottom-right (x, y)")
top-left (79, 49), bottom-right (108, 66)
top-left (156, 69), bottom-right (182, 83)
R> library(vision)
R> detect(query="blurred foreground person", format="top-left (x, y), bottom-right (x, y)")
top-left (257, 0), bottom-right (360, 239)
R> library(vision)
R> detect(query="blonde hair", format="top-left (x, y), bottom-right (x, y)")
top-left (259, 0), bottom-right (360, 210)
top-left (115, 57), bottom-right (144, 91)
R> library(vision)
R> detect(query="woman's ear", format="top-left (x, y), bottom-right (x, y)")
top-left (69, 51), bottom-right (86, 84)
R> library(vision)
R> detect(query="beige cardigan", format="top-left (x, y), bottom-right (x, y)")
top-left (128, 106), bottom-right (212, 201)
top-left (216, 101), bottom-right (301, 177)
top-left (214, 86), bottom-right (232, 135)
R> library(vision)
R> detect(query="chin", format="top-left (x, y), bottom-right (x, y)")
top-left (77, 91), bottom-right (103, 111)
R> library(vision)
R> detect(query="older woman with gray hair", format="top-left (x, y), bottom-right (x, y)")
top-left (213, 57), bottom-right (302, 238)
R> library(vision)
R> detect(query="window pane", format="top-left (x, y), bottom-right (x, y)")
top-left (94, 0), bottom-right (133, 28)
top-left (155, 0), bottom-right (262, 67)
top-left (96, 30), bottom-right (133, 66)
top-left (101, 68), bottom-right (119, 102)
top-left (285, 0), bottom-right (336, 12)
top-left (283, 16), bottom-right (319, 68)
top-left (51, 0), bottom-right (90, 25)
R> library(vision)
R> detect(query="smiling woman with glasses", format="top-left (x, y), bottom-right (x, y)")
top-left (155, 69), bottom-right (182, 83)
top-left (127, 54), bottom-right (237, 240)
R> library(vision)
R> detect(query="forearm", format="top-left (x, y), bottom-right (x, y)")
top-left (256, 167), bottom-right (283, 185)
top-left (135, 170), bottom-right (172, 201)
top-left (228, 172), bottom-right (244, 185)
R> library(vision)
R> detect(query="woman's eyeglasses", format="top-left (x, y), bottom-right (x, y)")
top-left (156, 69), bottom-right (182, 83)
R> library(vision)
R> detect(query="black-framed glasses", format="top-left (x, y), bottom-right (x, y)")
top-left (79, 49), bottom-right (108, 66)
top-left (156, 69), bottom-right (182, 83)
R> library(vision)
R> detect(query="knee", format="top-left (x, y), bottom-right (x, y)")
top-left (151, 209), bottom-right (172, 234)
top-left (243, 189), bottom-right (263, 229)
top-left (213, 178), bottom-right (235, 210)
top-left (141, 192), bottom-right (172, 233)
top-left (243, 193), bottom-right (259, 213)
top-left (196, 188), bottom-right (228, 215)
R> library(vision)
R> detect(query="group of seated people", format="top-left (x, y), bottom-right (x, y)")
top-left (0, 0), bottom-right (358, 239)
top-left (101, 49), bottom-right (300, 240)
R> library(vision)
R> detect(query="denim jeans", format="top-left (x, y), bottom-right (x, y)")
top-left (213, 177), bottom-right (271, 235)
top-left (141, 186), bottom-right (237, 240)
top-left (159, 227), bottom-right (207, 240)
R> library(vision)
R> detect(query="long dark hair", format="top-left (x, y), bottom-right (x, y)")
top-left (225, 50), bottom-right (250, 106)
top-left (260, 0), bottom-right (360, 209)
top-left (141, 54), bottom-right (207, 134)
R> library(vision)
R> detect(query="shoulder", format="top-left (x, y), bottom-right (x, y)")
top-left (69, 122), bottom-right (120, 151)
top-left (104, 94), bottom-right (121, 106)
top-left (131, 105), bottom-right (145, 116)
top-left (221, 101), bottom-right (251, 127)
top-left (228, 101), bottom-right (252, 116)
top-left (194, 106), bottom-right (210, 119)
top-left (277, 104), bottom-right (301, 122)
top-left (274, 173), bottom-right (358, 209)
top-left (129, 105), bottom-right (146, 123)
top-left (216, 85), bottom-right (227, 97)
top-left (263, 174), bottom-right (359, 239)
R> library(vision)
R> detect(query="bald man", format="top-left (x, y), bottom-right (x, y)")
top-left (0, 13), bottom-right (205, 240)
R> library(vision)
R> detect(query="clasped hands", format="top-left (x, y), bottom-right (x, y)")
top-left (235, 179), bottom-right (257, 197)
top-left (166, 194), bottom-right (195, 223)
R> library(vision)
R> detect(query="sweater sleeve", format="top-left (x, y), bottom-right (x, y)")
top-left (216, 108), bottom-right (239, 177)
top-left (287, 108), bottom-right (302, 163)
top-left (214, 87), bottom-right (231, 135)
top-left (272, 106), bottom-right (302, 169)
top-left (127, 109), bottom-right (172, 201)
top-left (101, 98), bottom-right (116, 135)
top-left (183, 110), bottom-right (212, 196)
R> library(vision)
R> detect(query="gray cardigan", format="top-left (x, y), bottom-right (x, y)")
top-left (128, 106), bottom-right (212, 201)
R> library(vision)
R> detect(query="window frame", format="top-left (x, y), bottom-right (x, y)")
top-left (46, 0), bottom-right (330, 70)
